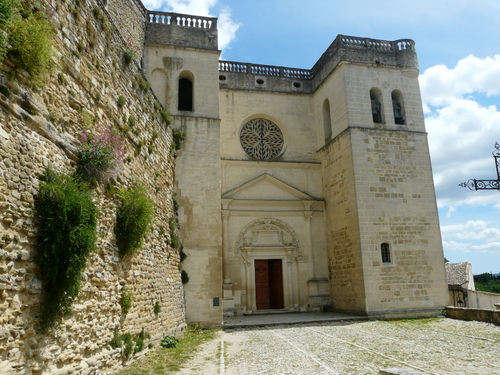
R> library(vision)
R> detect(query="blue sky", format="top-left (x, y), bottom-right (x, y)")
top-left (143, 0), bottom-right (500, 274)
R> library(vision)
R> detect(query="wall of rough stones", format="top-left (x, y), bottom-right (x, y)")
top-left (0, 0), bottom-right (186, 374)
top-left (105, 0), bottom-right (147, 62)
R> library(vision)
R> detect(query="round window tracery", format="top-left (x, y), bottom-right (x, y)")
top-left (240, 118), bottom-right (284, 161)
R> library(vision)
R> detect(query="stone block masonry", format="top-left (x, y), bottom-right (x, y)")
top-left (0, 0), bottom-right (185, 373)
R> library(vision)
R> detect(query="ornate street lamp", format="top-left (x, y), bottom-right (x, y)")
top-left (459, 142), bottom-right (500, 191)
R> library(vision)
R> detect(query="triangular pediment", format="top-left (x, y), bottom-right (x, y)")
top-left (222, 174), bottom-right (317, 201)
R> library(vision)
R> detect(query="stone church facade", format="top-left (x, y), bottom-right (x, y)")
top-left (144, 11), bottom-right (448, 326)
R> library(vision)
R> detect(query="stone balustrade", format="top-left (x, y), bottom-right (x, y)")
top-left (395, 40), bottom-right (415, 51)
top-left (219, 61), bottom-right (311, 79)
top-left (219, 61), bottom-right (248, 73)
top-left (339, 35), bottom-right (415, 52)
top-left (147, 11), bottom-right (217, 30)
top-left (219, 35), bottom-right (414, 83)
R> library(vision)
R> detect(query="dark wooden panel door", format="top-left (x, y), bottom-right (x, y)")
top-left (255, 260), bottom-right (270, 309)
top-left (255, 259), bottom-right (284, 310)
top-left (269, 259), bottom-right (284, 309)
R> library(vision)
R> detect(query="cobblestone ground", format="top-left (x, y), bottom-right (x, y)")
top-left (178, 318), bottom-right (500, 375)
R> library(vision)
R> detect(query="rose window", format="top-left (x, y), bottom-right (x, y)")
top-left (240, 118), bottom-right (284, 161)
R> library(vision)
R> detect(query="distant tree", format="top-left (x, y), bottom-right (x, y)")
top-left (474, 273), bottom-right (500, 294)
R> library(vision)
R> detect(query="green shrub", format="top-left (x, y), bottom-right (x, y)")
top-left (115, 183), bottom-right (155, 257)
top-left (154, 101), bottom-right (171, 126)
top-left (123, 335), bottom-right (134, 358)
top-left (0, 0), bottom-right (14, 60)
top-left (161, 336), bottom-right (179, 348)
top-left (0, 0), bottom-right (15, 27)
top-left (168, 218), bottom-right (180, 249)
top-left (181, 270), bottom-right (189, 284)
top-left (57, 72), bottom-right (67, 85)
top-left (0, 30), bottom-right (8, 62)
top-left (154, 300), bottom-right (161, 315)
top-left (127, 115), bottom-right (136, 127)
top-left (110, 327), bottom-right (123, 349)
top-left (116, 95), bottom-right (126, 108)
top-left (133, 336), bottom-right (144, 353)
top-left (120, 287), bottom-right (133, 315)
top-left (0, 84), bottom-right (10, 98)
top-left (135, 74), bottom-right (150, 92)
top-left (123, 48), bottom-right (134, 65)
top-left (171, 129), bottom-right (185, 151)
top-left (34, 168), bottom-right (97, 331)
top-left (110, 328), bottom-right (149, 358)
top-left (93, 6), bottom-right (105, 22)
top-left (6, 4), bottom-right (54, 86)
top-left (139, 328), bottom-right (151, 340)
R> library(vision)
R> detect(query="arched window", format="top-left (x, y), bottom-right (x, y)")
top-left (322, 99), bottom-right (332, 142)
top-left (381, 243), bottom-right (391, 263)
top-left (370, 88), bottom-right (384, 123)
top-left (178, 77), bottom-right (193, 111)
top-left (391, 90), bottom-right (405, 125)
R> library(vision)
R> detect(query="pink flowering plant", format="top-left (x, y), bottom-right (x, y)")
top-left (123, 37), bottom-right (140, 65)
top-left (77, 125), bottom-right (126, 183)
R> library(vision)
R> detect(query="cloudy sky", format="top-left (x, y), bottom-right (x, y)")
top-left (143, 0), bottom-right (500, 274)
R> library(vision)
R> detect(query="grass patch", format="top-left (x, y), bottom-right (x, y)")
top-left (114, 325), bottom-right (219, 375)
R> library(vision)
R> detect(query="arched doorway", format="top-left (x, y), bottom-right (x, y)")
top-left (237, 218), bottom-right (301, 313)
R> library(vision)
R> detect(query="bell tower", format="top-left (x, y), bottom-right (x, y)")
top-left (143, 12), bottom-right (223, 326)
top-left (316, 36), bottom-right (448, 316)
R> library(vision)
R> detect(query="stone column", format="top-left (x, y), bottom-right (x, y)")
top-left (303, 210), bottom-right (315, 279)
top-left (222, 209), bottom-right (230, 281)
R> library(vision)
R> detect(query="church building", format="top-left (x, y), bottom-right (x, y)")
top-left (143, 11), bottom-right (449, 326)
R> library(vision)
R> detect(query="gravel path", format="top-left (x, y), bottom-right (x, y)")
top-left (177, 318), bottom-right (500, 375)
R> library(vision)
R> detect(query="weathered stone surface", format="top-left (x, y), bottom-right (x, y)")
top-left (0, 0), bottom-right (185, 373)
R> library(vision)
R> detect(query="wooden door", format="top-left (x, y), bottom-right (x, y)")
top-left (269, 259), bottom-right (284, 309)
top-left (255, 260), bottom-right (270, 309)
top-left (255, 259), bottom-right (284, 310)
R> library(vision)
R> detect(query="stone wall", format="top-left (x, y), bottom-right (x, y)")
top-left (468, 290), bottom-right (500, 310)
top-left (146, 11), bottom-right (218, 51)
top-left (320, 131), bottom-right (367, 314)
top-left (105, 0), bottom-right (147, 62)
top-left (446, 306), bottom-right (500, 326)
top-left (143, 24), bottom-right (223, 325)
top-left (352, 129), bottom-right (448, 316)
top-left (0, 0), bottom-right (186, 373)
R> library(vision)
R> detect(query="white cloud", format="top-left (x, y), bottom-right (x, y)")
top-left (217, 7), bottom-right (240, 52)
top-left (420, 54), bottom-right (500, 107)
top-left (441, 221), bottom-right (500, 242)
top-left (141, 0), bottom-right (240, 52)
top-left (142, 0), bottom-right (164, 9)
top-left (164, 0), bottom-right (216, 15)
top-left (441, 221), bottom-right (500, 255)
top-left (419, 55), bottom-right (500, 209)
top-left (443, 240), bottom-right (500, 255)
